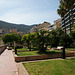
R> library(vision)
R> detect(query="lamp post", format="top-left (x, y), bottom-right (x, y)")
top-left (61, 14), bottom-right (66, 59)
top-left (61, 46), bottom-right (66, 59)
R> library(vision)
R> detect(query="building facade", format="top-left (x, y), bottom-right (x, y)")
top-left (47, 24), bottom-right (56, 31)
top-left (9, 29), bottom-right (17, 33)
top-left (30, 22), bottom-right (51, 33)
top-left (61, 3), bottom-right (75, 33)
top-left (0, 29), bottom-right (2, 34)
top-left (54, 19), bottom-right (61, 28)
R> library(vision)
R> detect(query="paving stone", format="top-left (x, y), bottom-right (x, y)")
top-left (0, 49), bottom-right (18, 75)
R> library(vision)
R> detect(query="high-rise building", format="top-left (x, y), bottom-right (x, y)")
top-left (61, 3), bottom-right (75, 33)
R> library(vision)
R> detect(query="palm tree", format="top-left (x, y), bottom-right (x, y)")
top-left (34, 30), bottom-right (49, 52)
top-left (57, 0), bottom-right (75, 17)
top-left (61, 0), bottom-right (74, 9)
top-left (57, 7), bottom-right (67, 17)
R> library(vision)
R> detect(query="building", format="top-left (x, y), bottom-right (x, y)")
top-left (54, 19), bottom-right (61, 28)
top-left (30, 21), bottom-right (59, 33)
top-left (30, 22), bottom-right (51, 33)
top-left (61, 3), bottom-right (75, 33)
top-left (9, 29), bottom-right (17, 33)
top-left (2, 28), bottom-right (10, 34)
top-left (30, 26), bottom-right (38, 33)
top-left (47, 24), bottom-right (56, 31)
top-left (38, 22), bottom-right (51, 31)
top-left (17, 32), bottom-right (24, 35)
top-left (0, 29), bottom-right (2, 34)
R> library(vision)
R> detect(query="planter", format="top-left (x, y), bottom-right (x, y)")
top-left (15, 53), bottom-right (75, 62)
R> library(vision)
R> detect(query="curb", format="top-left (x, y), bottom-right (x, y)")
top-left (17, 63), bottom-right (29, 75)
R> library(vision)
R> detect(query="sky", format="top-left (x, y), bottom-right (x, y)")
top-left (0, 0), bottom-right (60, 25)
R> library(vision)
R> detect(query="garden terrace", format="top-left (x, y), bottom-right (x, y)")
top-left (23, 58), bottom-right (75, 75)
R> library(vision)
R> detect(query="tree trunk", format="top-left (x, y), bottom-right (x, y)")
top-left (10, 42), bottom-right (12, 47)
top-left (15, 47), bottom-right (17, 54)
top-left (39, 43), bottom-right (46, 52)
top-left (29, 43), bottom-right (31, 51)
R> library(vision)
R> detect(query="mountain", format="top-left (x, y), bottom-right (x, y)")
top-left (0, 20), bottom-right (37, 33)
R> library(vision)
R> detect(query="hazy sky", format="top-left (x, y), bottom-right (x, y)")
top-left (0, 0), bottom-right (60, 25)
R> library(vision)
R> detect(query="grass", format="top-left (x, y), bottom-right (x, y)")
top-left (17, 50), bottom-right (69, 56)
top-left (17, 47), bottom-right (39, 51)
top-left (23, 58), bottom-right (75, 75)
top-left (66, 48), bottom-right (75, 50)
top-left (17, 48), bottom-right (29, 51)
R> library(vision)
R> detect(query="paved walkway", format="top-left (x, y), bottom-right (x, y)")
top-left (0, 49), bottom-right (18, 75)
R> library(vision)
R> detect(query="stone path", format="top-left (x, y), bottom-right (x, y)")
top-left (0, 49), bottom-right (18, 75)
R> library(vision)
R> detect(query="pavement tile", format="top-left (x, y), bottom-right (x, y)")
top-left (0, 49), bottom-right (18, 75)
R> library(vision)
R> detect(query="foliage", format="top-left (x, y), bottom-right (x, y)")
top-left (70, 31), bottom-right (75, 42)
top-left (70, 22), bottom-right (75, 44)
top-left (49, 28), bottom-right (65, 47)
top-left (49, 30), bottom-right (60, 47)
top-left (34, 30), bottom-right (50, 52)
top-left (22, 28), bottom-right (74, 52)
top-left (22, 33), bottom-right (35, 51)
top-left (59, 33), bottom-right (73, 47)
top-left (57, 0), bottom-right (75, 17)
top-left (50, 28), bottom-right (73, 48)
top-left (57, 6), bottom-right (67, 17)
top-left (2, 33), bottom-right (20, 46)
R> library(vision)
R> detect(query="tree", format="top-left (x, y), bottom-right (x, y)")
top-left (59, 33), bottom-right (73, 47)
top-left (60, 0), bottom-right (75, 9)
top-left (70, 31), bottom-right (75, 42)
top-left (57, 0), bottom-right (75, 17)
top-left (2, 33), bottom-right (20, 46)
top-left (57, 6), bottom-right (67, 17)
top-left (34, 30), bottom-right (50, 52)
top-left (69, 23), bottom-right (75, 46)
top-left (22, 33), bottom-right (35, 51)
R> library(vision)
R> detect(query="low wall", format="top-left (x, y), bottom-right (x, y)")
top-left (0, 45), bottom-right (7, 55)
top-left (66, 49), bottom-right (75, 51)
top-left (15, 53), bottom-right (75, 62)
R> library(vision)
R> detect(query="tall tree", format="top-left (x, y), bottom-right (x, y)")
top-left (57, 0), bottom-right (75, 17)
top-left (57, 5), bottom-right (67, 17)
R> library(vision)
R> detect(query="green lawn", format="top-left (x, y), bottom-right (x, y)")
top-left (66, 48), bottom-right (75, 50)
top-left (17, 47), bottom-right (39, 51)
top-left (23, 58), bottom-right (75, 75)
top-left (17, 50), bottom-right (69, 56)
top-left (17, 48), bottom-right (29, 51)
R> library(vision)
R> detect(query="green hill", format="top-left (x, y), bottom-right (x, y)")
top-left (0, 20), bottom-right (37, 33)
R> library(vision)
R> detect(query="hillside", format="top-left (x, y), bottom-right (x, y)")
top-left (0, 20), bottom-right (37, 33)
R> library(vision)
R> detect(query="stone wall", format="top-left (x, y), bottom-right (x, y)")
top-left (15, 53), bottom-right (75, 62)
